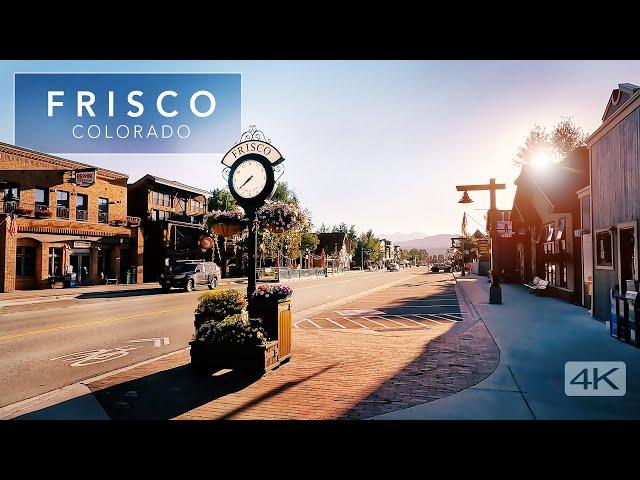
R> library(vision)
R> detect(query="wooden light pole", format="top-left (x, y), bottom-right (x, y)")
top-left (455, 178), bottom-right (506, 303)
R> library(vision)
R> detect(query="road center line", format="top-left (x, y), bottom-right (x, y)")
top-left (0, 306), bottom-right (190, 342)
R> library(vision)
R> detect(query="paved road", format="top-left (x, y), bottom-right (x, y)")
top-left (0, 268), bottom-right (429, 407)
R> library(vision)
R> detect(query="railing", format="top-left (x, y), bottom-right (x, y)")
top-left (257, 267), bottom-right (333, 282)
top-left (98, 211), bottom-right (109, 224)
top-left (56, 206), bottom-right (70, 219)
top-left (76, 209), bottom-right (88, 221)
top-left (1, 200), bottom-right (54, 217)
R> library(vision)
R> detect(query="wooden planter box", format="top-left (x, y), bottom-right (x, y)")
top-left (189, 340), bottom-right (279, 374)
top-left (249, 298), bottom-right (292, 362)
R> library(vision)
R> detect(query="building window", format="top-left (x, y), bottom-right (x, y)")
top-left (545, 262), bottom-right (556, 285)
top-left (152, 191), bottom-right (172, 207)
top-left (56, 191), bottom-right (69, 219)
top-left (3, 182), bottom-right (20, 213)
top-left (35, 187), bottom-right (49, 206)
top-left (98, 197), bottom-right (109, 223)
top-left (559, 261), bottom-right (567, 288)
top-left (543, 222), bottom-right (555, 254)
top-left (48, 247), bottom-right (62, 277)
top-left (557, 218), bottom-right (567, 253)
top-left (16, 246), bottom-right (35, 277)
top-left (596, 230), bottom-right (614, 268)
top-left (76, 194), bottom-right (88, 221)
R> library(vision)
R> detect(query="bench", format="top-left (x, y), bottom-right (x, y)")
top-left (102, 272), bottom-right (119, 285)
top-left (524, 276), bottom-right (540, 293)
top-left (531, 279), bottom-right (549, 296)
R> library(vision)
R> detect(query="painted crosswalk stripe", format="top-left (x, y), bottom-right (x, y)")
top-left (429, 314), bottom-right (460, 323)
top-left (440, 313), bottom-right (464, 320)
top-left (377, 316), bottom-right (407, 327)
top-left (414, 314), bottom-right (446, 325)
top-left (399, 316), bottom-right (432, 328)
top-left (302, 318), bottom-right (322, 329)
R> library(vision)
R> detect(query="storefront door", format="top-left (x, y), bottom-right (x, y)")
top-left (70, 249), bottom-right (91, 285)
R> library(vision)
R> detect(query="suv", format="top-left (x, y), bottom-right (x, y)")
top-left (160, 260), bottom-right (221, 293)
top-left (431, 262), bottom-right (451, 273)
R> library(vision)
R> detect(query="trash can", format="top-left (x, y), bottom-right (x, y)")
top-left (126, 269), bottom-right (132, 284)
top-left (610, 288), bottom-right (620, 338)
top-left (130, 266), bottom-right (137, 284)
top-left (626, 289), bottom-right (639, 347)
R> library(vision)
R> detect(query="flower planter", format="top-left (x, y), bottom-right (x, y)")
top-left (14, 206), bottom-right (34, 216)
top-left (212, 222), bottom-right (244, 237)
top-left (249, 298), bottom-right (292, 362)
top-left (35, 209), bottom-right (52, 218)
top-left (189, 340), bottom-right (279, 374)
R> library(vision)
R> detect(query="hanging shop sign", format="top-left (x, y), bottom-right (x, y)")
top-left (73, 240), bottom-right (91, 248)
top-left (74, 169), bottom-right (96, 187)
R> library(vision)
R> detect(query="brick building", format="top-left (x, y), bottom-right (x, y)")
top-left (127, 174), bottom-right (209, 282)
top-left (0, 143), bottom-right (143, 292)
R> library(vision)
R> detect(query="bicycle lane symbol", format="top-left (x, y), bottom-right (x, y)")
top-left (50, 338), bottom-right (171, 367)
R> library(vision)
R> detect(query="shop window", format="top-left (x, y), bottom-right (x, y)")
top-left (16, 246), bottom-right (35, 277)
top-left (596, 229), bottom-right (614, 268)
top-left (545, 262), bottom-right (556, 285)
top-left (48, 247), bottom-right (62, 276)
top-left (559, 261), bottom-right (568, 288)
top-left (152, 191), bottom-right (172, 207)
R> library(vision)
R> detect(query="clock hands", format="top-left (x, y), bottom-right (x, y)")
top-left (239, 175), bottom-right (254, 190)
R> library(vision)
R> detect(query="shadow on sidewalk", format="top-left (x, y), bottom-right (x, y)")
top-left (337, 273), bottom-right (500, 419)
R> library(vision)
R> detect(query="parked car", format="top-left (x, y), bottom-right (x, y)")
top-left (388, 263), bottom-right (400, 272)
top-left (351, 266), bottom-right (362, 270)
top-left (160, 260), bottom-right (221, 292)
top-left (431, 262), bottom-right (451, 273)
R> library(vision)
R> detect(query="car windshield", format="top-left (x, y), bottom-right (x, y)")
top-left (171, 263), bottom-right (198, 274)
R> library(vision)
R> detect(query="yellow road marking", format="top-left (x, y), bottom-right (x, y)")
top-left (0, 306), bottom-right (191, 342)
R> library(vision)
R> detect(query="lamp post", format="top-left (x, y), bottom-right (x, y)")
top-left (455, 178), bottom-right (506, 304)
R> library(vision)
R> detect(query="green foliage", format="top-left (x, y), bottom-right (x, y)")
top-left (193, 314), bottom-right (267, 346)
top-left (271, 181), bottom-right (299, 206)
top-left (194, 289), bottom-right (247, 323)
top-left (300, 231), bottom-right (319, 252)
top-left (208, 188), bottom-right (237, 212)
top-left (354, 229), bottom-right (382, 265)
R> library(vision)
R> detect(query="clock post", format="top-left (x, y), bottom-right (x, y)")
top-left (221, 126), bottom-right (285, 300)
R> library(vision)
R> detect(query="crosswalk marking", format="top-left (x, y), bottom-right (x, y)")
top-left (324, 318), bottom-right (347, 329)
top-left (344, 318), bottom-right (368, 329)
top-left (361, 317), bottom-right (390, 329)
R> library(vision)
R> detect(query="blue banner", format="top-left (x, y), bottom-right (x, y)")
top-left (14, 73), bottom-right (241, 154)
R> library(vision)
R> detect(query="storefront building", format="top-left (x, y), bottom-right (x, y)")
top-left (510, 147), bottom-right (589, 303)
top-left (587, 83), bottom-right (640, 322)
top-left (127, 174), bottom-right (209, 282)
top-left (0, 143), bottom-right (143, 292)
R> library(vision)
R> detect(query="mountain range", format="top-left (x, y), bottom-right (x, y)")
top-left (393, 233), bottom-right (457, 251)
top-left (379, 232), bottom-right (428, 243)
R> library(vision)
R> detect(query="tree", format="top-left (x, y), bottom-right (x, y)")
top-left (514, 117), bottom-right (588, 167)
top-left (301, 231), bottom-right (320, 252)
top-left (353, 230), bottom-right (382, 267)
top-left (271, 181), bottom-right (299, 206)
top-left (208, 188), bottom-right (236, 212)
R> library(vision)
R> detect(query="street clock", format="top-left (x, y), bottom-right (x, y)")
top-left (228, 153), bottom-right (276, 207)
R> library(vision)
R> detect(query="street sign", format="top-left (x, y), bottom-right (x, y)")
top-left (497, 220), bottom-right (513, 238)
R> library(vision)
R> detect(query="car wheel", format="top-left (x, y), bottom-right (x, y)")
top-left (162, 285), bottom-right (171, 293)
top-left (208, 277), bottom-right (218, 290)
top-left (185, 279), bottom-right (194, 292)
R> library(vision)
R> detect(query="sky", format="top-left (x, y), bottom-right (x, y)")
top-left (1, 60), bottom-right (639, 237)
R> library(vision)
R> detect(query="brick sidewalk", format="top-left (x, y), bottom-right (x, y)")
top-left (85, 274), bottom-right (499, 420)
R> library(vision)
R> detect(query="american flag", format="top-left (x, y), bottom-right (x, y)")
top-left (461, 212), bottom-right (468, 237)
top-left (7, 214), bottom-right (17, 237)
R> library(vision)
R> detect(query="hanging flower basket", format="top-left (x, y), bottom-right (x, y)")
top-left (35, 207), bottom-right (52, 218)
top-left (257, 201), bottom-right (305, 233)
top-left (14, 205), bottom-right (34, 216)
top-left (205, 209), bottom-right (248, 238)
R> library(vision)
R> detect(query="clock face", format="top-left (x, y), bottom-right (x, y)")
top-left (231, 159), bottom-right (268, 199)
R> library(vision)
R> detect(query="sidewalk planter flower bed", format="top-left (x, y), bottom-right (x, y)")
top-left (206, 209), bottom-right (248, 237)
top-left (249, 284), bottom-right (293, 362)
top-left (193, 289), bottom-right (247, 330)
top-left (190, 314), bottom-right (278, 373)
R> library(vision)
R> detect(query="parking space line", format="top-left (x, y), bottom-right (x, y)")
top-left (361, 317), bottom-right (389, 329)
top-left (414, 314), bottom-right (447, 325)
top-left (344, 318), bottom-right (369, 329)
top-left (324, 318), bottom-right (347, 329)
